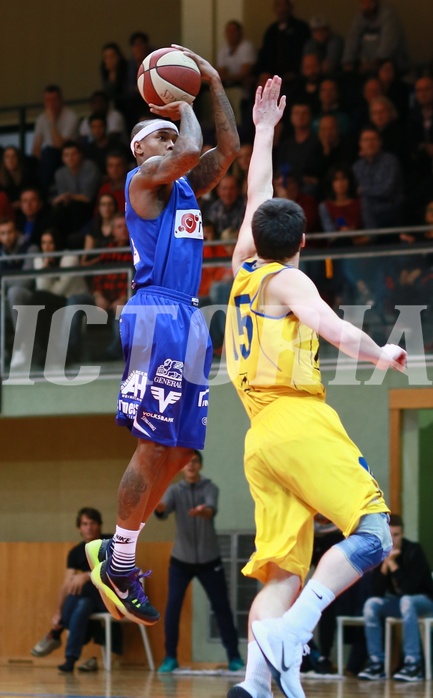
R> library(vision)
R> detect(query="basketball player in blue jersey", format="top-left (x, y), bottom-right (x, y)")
top-left (86, 46), bottom-right (240, 625)
top-left (224, 77), bottom-right (407, 698)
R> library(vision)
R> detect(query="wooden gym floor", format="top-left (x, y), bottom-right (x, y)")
top-left (1, 666), bottom-right (432, 698)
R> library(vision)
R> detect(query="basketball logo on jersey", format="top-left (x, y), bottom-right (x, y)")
top-left (174, 209), bottom-right (203, 239)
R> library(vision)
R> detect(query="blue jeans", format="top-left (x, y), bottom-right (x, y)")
top-left (61, 589), bottom-right (106, 660)
top-left (363, 593), bottom-right (433, 663)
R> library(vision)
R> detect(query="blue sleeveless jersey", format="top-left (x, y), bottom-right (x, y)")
top-left (125, 168), bottom-right (203, 296)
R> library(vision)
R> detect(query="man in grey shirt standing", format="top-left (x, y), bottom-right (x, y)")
top-left (342, 0), bottom-right (408, 74)
top-left (155, 450), bottom-right (244, 673)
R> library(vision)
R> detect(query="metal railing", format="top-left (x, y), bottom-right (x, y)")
top-left (1, 225), bottom-right (432, 380)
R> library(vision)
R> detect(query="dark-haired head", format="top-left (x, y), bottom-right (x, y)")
top-left (76, 507), bottom-right (102, 527)
top-left (325, 164), bottom-right (357, 200)
top-left (129, 31), bottom-right (149, 46)
top-left (389, 513), bottom-right (403, 528)
top-left (193, 450), bottom-right (203, 464)
top-left (252, 198), bottom-right (306, 262)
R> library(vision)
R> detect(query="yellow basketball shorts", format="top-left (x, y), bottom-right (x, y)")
top-left (242, 395), bottom-right (389, 584)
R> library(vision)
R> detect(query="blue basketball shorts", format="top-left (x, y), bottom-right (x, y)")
top-left (116, 286), bottom-right (213, 449)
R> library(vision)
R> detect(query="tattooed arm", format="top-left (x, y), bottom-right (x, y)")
top-left (172, 45), bottom-right (240, 197)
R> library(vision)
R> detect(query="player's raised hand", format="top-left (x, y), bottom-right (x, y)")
top-left (253, 75), bottom-right (286, 129)
top-left (171, 44), bottom-right (218, 83)
top-left (376, 344), bottom-right (407, 372)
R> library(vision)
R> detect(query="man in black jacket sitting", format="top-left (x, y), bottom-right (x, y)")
top-left (358, 513), bottom-right (433, 682)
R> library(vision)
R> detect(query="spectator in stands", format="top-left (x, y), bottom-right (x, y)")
top-left (0, 217), bottom-right (38, 366)
top-left (319, 166), bottom-right (363, 243)
top-left (319, 166), bottom-right (365, 305)
top-left (342, 0), bottom-right (409, 75)
top-left (273, 168), bottom-right (320, 234)
top-left (7, 229), bottom-right (88, 372)
top-left (369, 95), bottom-right (405, 160)
top-left (353, 125), bottom-right (403, 230)
top-left (217, 20), bottom-right (257, 129)
top-left (51, 141), bottom-right (102, 245)
top-left (78, 91), bottom-right (128, 144)
top-left (97, 151), bottom-right (129, 213)
top-left (275, 103), bottom-right (319, 194)
top-left (31, 507), bottom-right (120, 673)
top-left (206, 174), bottom-right (246, 238)
top-left (364, 77), bottom-right (384, 104)
top-left (352, 76), bottom-right (384, 131)
top-left (287, 53), bottom-right (323, 118)
top-left (0, 217), bottom-right (37, 279)
top-left (358, 514), bottom-right (433, 682)
top-left (312, 79), bottom-right (352, 136)
top-left (303, 16), bottom-right (344, 76)
top-left (310, 115), bottom-right (358, 196)
top-left (125, 31), bottom-right (153, 126)
top-left (0, 190), bottom-right (15, 221)
top-left (82, 114), bottom-right (124, 174)
top-left (16, 187), bottom-right (52, 246)
top-left (407, 76), bottom-right (433, 181)
top-left (32, 85), bottom-right (80, 191)
top-left (273, 167), bottom-right (340, 304)
top-left (100, 42), bottom-right (128, 116)
top-left (155, 451), bottom-right (244, 674)
top-left (380, 201), bottom-right (433, 313)
top-left (65, 213), bottom-right (132, 363)
top-left (377, 60), bottom-right (410, 122)
top-left (81, 193), bottom-right (118, 266)
top-left (0, 146), bottom-right (38, 209)
top-left (256, 0), bottom-right (310, 90)
top-left (230, 142), bottom-right (253, 197)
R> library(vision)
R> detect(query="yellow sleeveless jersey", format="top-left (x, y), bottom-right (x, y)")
top-left (226, 259), bottom-right (325, 419)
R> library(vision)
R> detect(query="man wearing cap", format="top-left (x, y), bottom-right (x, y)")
top-left (87, 45), bottom-right (239, 626)
top-left (303, 16), bottom-right (344, 76)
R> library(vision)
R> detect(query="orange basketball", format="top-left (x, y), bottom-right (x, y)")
top-left (137, 47), bottom-right (201, 106)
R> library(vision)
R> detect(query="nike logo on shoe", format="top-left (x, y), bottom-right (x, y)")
top-left (106, 571), bottom-right (129, 599)
top-left (281, 643), bottom-right (291, 673)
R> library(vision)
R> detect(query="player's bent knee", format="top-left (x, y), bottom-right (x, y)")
top-left (335, 513), bottom-right (392, 575)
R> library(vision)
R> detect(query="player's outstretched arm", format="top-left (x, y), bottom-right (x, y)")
top-left (274, 268), bottom-right (407, 371)
top-left (172, 45), bottom-right (240, 197)
top-left (232, 76), bottom-right (286, 274)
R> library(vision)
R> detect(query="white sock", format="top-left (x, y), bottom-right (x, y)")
top-left (238, 641), bottom-right (272, 698)
top-left (283, 579), bottom-right (335, 639)
top-left (109, 526), bottom-right (140, 574)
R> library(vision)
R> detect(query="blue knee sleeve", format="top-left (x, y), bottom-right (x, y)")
top-left (334, 513), bottom-right (392, 575)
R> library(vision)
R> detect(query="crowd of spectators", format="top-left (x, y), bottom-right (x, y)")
top-left (201, 0), bottom-right (433, 318)
top-left (1, 1), bottom-right (433, 370)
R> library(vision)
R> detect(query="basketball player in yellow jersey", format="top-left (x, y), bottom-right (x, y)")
top-left (225, 77), bottom-right (407, 698)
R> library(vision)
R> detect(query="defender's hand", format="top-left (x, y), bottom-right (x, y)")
top-left (253, 75), bottom-right (286, 129)
top-left (376, 344), bottom-right (407, 372)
